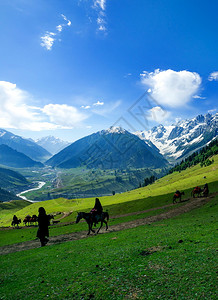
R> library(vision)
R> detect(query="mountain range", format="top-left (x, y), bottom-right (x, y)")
top-left (35, 136), bottom-right (70, 155)
top-left (135, 113), bottom-right (218, 163)
top-left (0, 145), bottom-right (43, 168)
top-left (46, 127), bottom-right (168, 169)
top-left (0, 129), bottom-right (51, 162)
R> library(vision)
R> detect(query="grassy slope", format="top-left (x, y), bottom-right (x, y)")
top-left (0, 195), bottom-right (217, 299)
top-left (0, 200), bottom-right (30, 220)
top-left (0, 154), bottom-right (217, 227)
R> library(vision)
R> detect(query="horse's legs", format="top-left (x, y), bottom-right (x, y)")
top-left (104, 220), bottom-right (108, 231)
top-left (97, 221), bottom-right (103, 234)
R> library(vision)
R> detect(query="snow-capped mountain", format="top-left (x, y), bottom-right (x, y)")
top-left (35, 136), bottom-right (70, 155)
top-left (46, 127), bottom-right (168, 169)
top-left (0, 128), bottom-right (51, 162)
top-left (135, 113), bottom-right (218, 163)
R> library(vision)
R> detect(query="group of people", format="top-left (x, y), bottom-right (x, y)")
top-left (34, 198), bottom-right (103, 247)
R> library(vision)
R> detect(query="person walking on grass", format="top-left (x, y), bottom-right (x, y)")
top-left (36, 207), bottom-right (50, 247)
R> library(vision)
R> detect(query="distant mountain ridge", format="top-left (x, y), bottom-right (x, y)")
top-left (135, 113), bottom-right (218, 163)
top-left (0, 144), bottom-right (44, 168)
top-left (0, 129), bottom-right (51, 162)
top-left (35, 136), bottom-right (70, 155)
top-left (46, 127), bottom-right (168, 169)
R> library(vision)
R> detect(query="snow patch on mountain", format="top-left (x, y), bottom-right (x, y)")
top-left (134, 113), bottom-right (218, 163)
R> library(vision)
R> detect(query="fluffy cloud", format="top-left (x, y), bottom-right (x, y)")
top-left (0, 81), bottom-right (88, 130)
top-left (93, 100), bottom-right (104, 106)
top-left (208, 71), bottom-right (218, 81)
top-left (148, 106), bottom-right (171, 123)
top-left (140, 69), bottom-right (201, 108)
top-left (41, 14), bottom-right (71, 50)
top-left (40, 32), bottom-right (56, 51)
top-left (42, 104), bottom-right (87, 127)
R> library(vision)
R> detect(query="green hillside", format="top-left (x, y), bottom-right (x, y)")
top-left (0, 166), bottom-right (29, 193)
top-left (1, 154), bottom-right (217, 227)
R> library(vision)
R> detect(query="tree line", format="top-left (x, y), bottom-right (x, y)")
top-left (168, 138), bottom-right (218, 174)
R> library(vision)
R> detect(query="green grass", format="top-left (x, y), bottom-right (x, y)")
top-left (0, 200), bottom-right (30, 220)
top-left (0, 154), bottom-right (217, 227)
top-left (1, 194), bottom-right (217, 299)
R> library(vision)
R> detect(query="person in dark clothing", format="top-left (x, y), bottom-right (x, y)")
top-left (203, 183), bottom-right (209, 197)
top-left (36, 207), bottom-right (50, 247)
top-left (90, 198), bottom-right (103, 226)
top-left (13, 215), bottom-right (18, 222)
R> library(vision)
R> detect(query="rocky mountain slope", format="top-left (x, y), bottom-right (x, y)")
top-left (135, 113), bottom-right (218, 163)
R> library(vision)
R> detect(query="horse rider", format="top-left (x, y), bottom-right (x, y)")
top-left (203, 183), bottom-right (209, 196)
top-left (90, 198), bottom-right (103, 226)
top-left (13, 215), bottom-right (18, 223)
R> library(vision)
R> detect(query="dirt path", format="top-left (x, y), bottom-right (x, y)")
top-left (0, 194), bottom-right (215, 255)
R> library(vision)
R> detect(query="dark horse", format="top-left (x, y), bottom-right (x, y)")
top-left (191, 186), bottom-right (202, 198)
top-left (173, 191), bottom-right (185, 203)
top-left (76, 212), bottom-right (109, 235)
top-left (11, 219), bottom-right (21, 227)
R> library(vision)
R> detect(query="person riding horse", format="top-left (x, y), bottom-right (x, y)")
top-left (13, 215), bottom-right (18, 223)
top-left (90, 198), bottom-right (103, 226)
top-left (203, 183), bottom-right (209, 197)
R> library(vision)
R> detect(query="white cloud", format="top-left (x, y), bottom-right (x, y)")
top-left (93, 100), bottom-right (104, 106)
top-left (0, 81), bottom-right (88, 131)
top-left (40, 32), bottom-right (56, 51)
top-left (208, 71), bottom-right (218, 81)
top-left (192, 95), bottom-right (206, 99)
top-left (94, 0), bottom-right (106, 11)
top-left (93, 0), bottom-right (107, 32)
top-left (56, 25), bottom-right (63, 32)
top-left (81, 105), bottom-right (91, 109)
top-left (148, 106), bottom-right (171, 123)
top-left (41, 14), bottom-right (71, 50)
top-left (208, 108), bottom-right (217, 114)
top-left (140, 69), bottom-right (201, 108)
top-left (42, 104), bottom-right (87, 127)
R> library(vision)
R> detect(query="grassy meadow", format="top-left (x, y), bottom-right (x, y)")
top-left (0, 154), bottom-right (217, 227)
top-left (0, 155), bottom-right (217, 299)
top-left (0, 194), bottom-right (217, 299)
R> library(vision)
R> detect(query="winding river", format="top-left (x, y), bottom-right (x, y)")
top-left (16, 181), bottom-right (46, 203)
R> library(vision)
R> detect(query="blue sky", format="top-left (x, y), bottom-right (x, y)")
top-left (0, 0), bottom-right (217, 142)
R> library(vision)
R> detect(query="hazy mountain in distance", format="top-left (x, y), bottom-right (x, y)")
top-left (35, 136), bottom-right (70, 155)
top-left (0, 128), bottom-right (51, 162)
top-left (0, 144), bottom-right (44, 168)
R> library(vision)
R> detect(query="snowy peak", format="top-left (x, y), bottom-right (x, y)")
top-left (35, 136), bottom-right (70, 155)
top-left (100, 126), bottom-right (128, 135)
top-left (135, 113), bottom-right (218, 163)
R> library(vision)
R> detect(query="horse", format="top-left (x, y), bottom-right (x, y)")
top-left (173, 191), bottom-right (185, 203)
top-left (29, 215), bottom-right (38, 225)
top-left (76, 211), bottom-right (109, 235)
top-left (23, 215), bottom-right (31, 226)
top-left (11, 219), bottom-right (21, 227)
top-left (191, 186), bottom-right (202, 198)
top-left (203, 187), bottom-right (209, 197)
